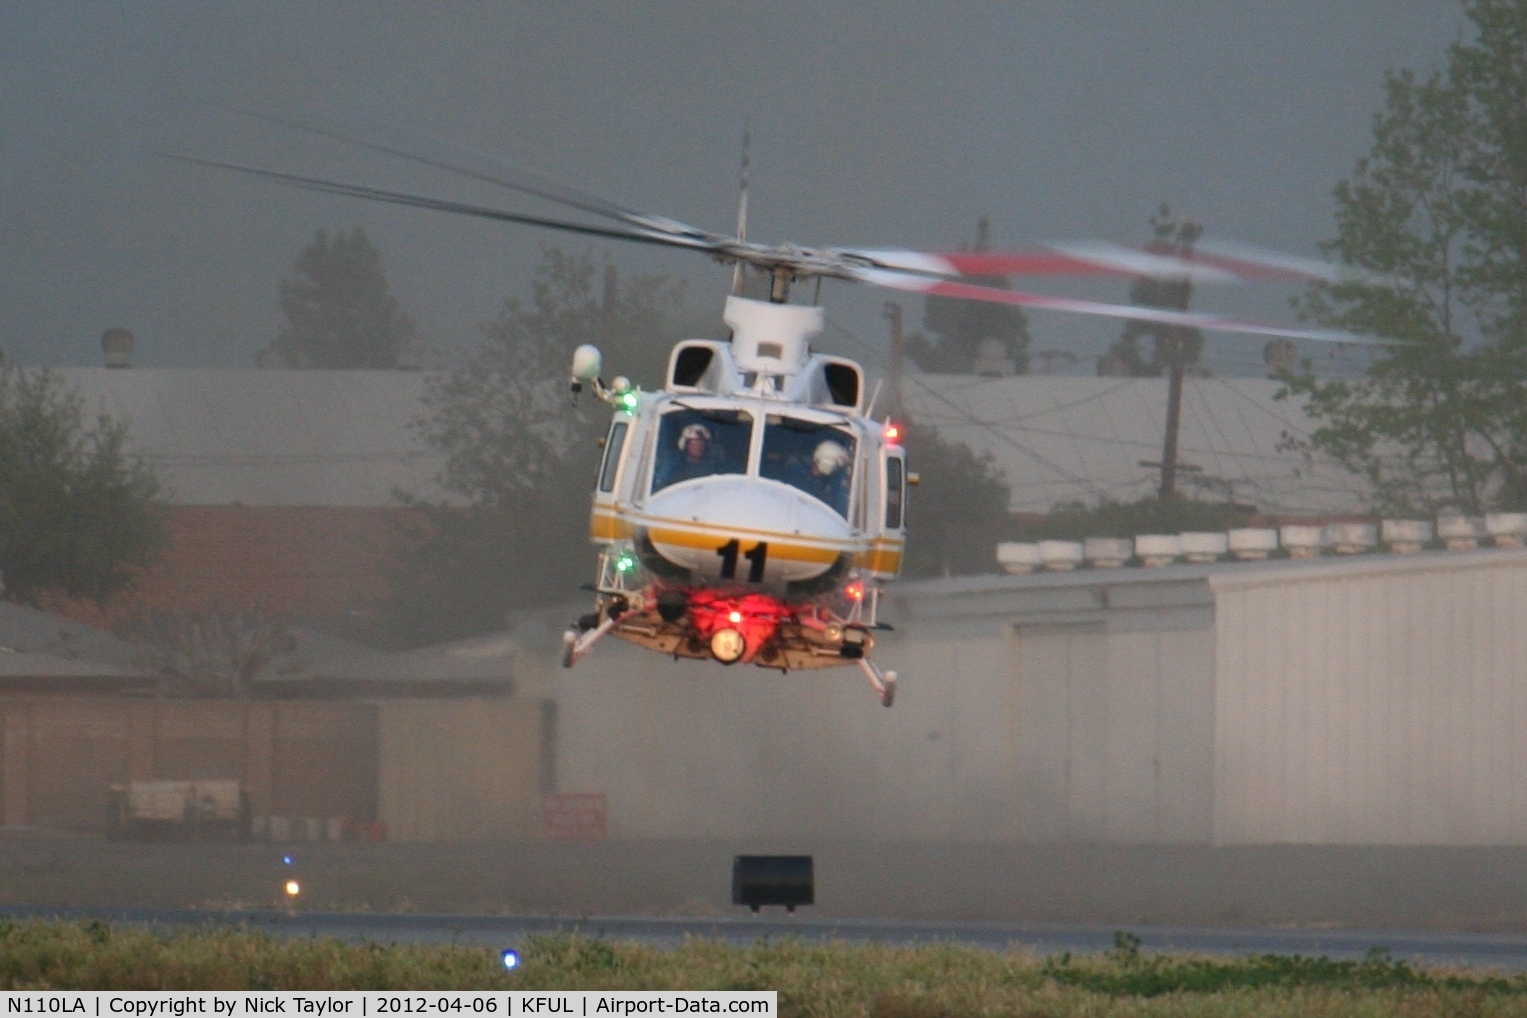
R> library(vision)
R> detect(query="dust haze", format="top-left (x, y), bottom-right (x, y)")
top-left (1, 1), bottom-right (1513, 936)
top-left (3, 2), bottom-right (1453, 369)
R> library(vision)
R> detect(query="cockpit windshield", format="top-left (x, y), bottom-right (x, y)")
top-left (652, 407), bottom-right (754, 492)
top-left (760, 414), bottom-right (856, 517)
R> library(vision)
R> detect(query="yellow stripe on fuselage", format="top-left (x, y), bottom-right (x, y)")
top-left (646, 524), bottom-right (844, 565)
top-left (589, 508), bottom-right (635, 541)
top-left (856, 541), bottom-right (904, 574)
top-left (632, 510), bottom-right (856, 550)
top-left (595, 505), bottom-right (900, 571)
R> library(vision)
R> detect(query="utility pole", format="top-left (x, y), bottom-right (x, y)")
top-left (1152, 211), bottom-right (1202, 499)
top-left (1158, 326), bottom-right (1188, 498)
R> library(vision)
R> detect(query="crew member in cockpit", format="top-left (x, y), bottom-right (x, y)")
top-left (807, 439), bottom-right (852, 513)
top-left (665, 422), bottom-right (716, 486)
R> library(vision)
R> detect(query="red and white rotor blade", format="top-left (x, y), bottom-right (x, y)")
top-left (844, 241), bottom-right (1377, 286)
top-left (851, 268), bottom-right (1382, 344)
top-left (1190, 240), bottom-right (1385, 285)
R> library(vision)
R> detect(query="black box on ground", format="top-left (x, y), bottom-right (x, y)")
top-left (732, 854), bottom-right (814, 912)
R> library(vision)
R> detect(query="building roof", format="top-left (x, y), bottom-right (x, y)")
top-left (0, 595), bottom-right (516, 695)
top-left (0, 601), bottom-right (148, 684)
top-left (892, 544), bottom-right (1527, 626)
top-left (902, 374), bottom-right (1366, 515)
top-left (101, 624), bottom-right (520, 698)
top-left (57, 367), bottom-right (1366, 516)
top-left (60, 368), bottom-right (443, 507)
top-left (260, 627), bottom-right (518, 695)
top-left (0, 601), bottom-right (142, 669)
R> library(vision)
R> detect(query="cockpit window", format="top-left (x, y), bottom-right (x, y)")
top-left (760, 414), bottom-right (856, 517)
top-left (652, 407), bottom-right (753, 492)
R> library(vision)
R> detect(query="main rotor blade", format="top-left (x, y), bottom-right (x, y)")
top-left (850, 267), bottom-right (1395, 345)
top-left (209, 106), bottom-right (727, 247)
top-left (169, 155), bottom-right (725, 253)
top-left (1190, 240), bottom-right (1389, 286)
top-left (841, 241), bottom-right (1377, 286)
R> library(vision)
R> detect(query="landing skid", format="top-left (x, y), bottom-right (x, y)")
top-left (562, 613), bottom-right (621, 668)
top-left (561, 586), bottom-right (891, 705)
top-left (857, 658), bottom-right (897, 708)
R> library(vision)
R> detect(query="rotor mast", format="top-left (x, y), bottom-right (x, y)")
top-left (769, 266), bottom-right (793, 303)
top-left (730, 119), bottom-right (751, 297)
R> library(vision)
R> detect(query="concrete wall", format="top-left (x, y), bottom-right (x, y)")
top-left (1212, 549), bottom-right (1527, 845)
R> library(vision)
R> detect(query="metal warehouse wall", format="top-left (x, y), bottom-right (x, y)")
top-left (1012, 621), bottom-right (1214, 843)
top-left (377, 700), bottom-right (542, 842)
top-left (0, 697), bottom-right (378, 832)
top-left (0, 695), bottom-right (543, 842)
top-left (552, 630), bottom-right (1017, 842)
top-left (1211, 549), bottom-right (1527, 845)
top-left (551, 570), bottom-right (1218, 843)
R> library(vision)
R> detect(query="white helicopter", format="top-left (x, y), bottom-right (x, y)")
top-left (180, 119), bottom-right (1378, 707)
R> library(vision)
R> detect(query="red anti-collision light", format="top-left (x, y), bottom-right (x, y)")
top-left (883, 422), bottom-right (903, 446)
top-left (845, 580), bottom-right (866, 602)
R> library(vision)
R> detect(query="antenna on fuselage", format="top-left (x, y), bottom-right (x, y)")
top-left (730, 118), bottom-right (751, 297)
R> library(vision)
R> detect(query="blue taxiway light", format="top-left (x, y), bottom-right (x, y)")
top-left (501, 948), bottom-right (520, 970)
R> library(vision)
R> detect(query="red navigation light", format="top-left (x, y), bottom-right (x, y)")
top-left (845, 579), bottom-right (866, 602)
top-left (882, 422), bottom-right (903, 446)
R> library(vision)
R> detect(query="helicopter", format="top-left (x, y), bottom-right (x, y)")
top-left (178, 117), bottom-right (1382, 707)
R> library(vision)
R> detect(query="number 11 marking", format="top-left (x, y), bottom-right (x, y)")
top-left (717, 539), bottom-right (769, 582)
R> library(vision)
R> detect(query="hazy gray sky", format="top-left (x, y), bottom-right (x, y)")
top-left (1, 2), bottom-right (1459, 372)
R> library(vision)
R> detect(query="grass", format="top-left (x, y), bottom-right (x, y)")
top-left (4, 921), bottom-right (1527, 1016)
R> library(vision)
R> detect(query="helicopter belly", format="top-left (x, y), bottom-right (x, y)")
top-left (637, 478), bottom-right (854, 585)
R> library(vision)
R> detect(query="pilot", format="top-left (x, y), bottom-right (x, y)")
top-left (807, 439), bottom-right (852, 510)
top-left (666, 422), bottom-right (715, 485)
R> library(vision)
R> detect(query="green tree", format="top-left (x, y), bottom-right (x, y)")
top-left (907, 217), bottom-right (1032, 375)
top-left (375, 249), bottom-right (685, 647)
top-left (899, 422), bottom-right (1014, 578)
top-left (262, 227), bottom-right (421, 369)
top-left (1279, 0), bottom-right (1527, 514)
top-left (1098, 205), bottom-right (1206, 377)
top-left (0, 365), bottom-right (164, 605)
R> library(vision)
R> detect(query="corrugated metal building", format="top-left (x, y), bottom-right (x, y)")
top-left (33, 367), bottom-right (1522, 846)
top-left (0, 598), bottom-right (542, 842)
top-left (541, 547), bottom-right (1527, 847)
top-left (1212, 549), bottom-right (1527, 845)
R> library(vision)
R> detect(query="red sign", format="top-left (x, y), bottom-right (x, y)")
top-left (541, 793), bottom-right (608, 841)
